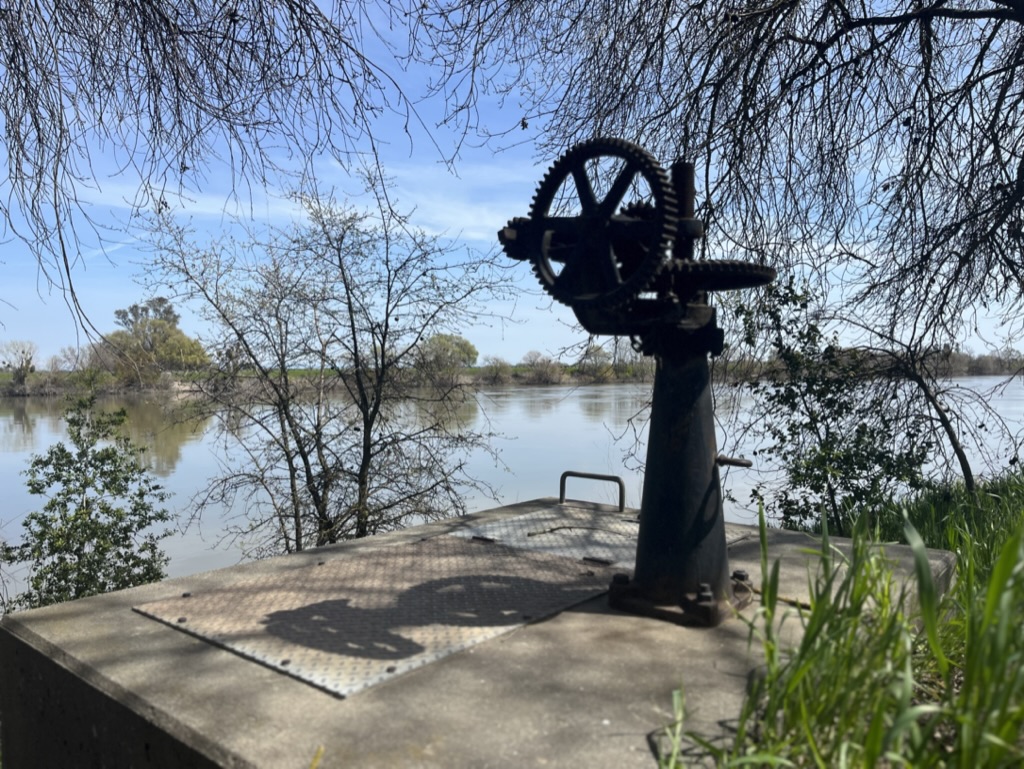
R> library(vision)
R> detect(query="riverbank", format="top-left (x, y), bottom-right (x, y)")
top-left (6, 353), bottom-right (1022, 399)
top-left (0, 363), bottom-right (649, 398)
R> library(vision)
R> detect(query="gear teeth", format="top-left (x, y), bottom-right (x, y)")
top-left (660, 259), bottom-right (777, 296)
top-left (525, 137), bottom-right (678, 310)
top-left (498, 218), bottom-right (531, 261)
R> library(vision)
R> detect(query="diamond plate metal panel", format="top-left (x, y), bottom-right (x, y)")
top-left (449, 505), bottom-right (752, 566)
top-left (451, 507), bottom-right (639, 566)
top-left (134, 535), bottom-right (614, 699)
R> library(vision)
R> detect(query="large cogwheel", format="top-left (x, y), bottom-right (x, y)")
top-left (525, 138), bottom-right (677, 308)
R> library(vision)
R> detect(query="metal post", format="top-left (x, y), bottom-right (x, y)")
top-left (606, 159), bottom-right (752, 626)
top-left (631, 350), bottom-right (730, 604)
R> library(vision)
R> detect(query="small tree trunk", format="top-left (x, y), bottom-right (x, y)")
top-left (909, 373), bottom-right (976, 494)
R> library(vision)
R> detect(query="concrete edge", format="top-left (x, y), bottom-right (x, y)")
top-left (0, 615), bottom-right (256, 768)
top-left (0, 503), bottom-right (961, 769)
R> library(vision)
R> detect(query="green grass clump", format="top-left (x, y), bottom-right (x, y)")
top-left (661, 475), bottom-right (1024, 767)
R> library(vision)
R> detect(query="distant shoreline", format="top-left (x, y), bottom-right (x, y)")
top-left (1, 365), bottom-right (1019, 401)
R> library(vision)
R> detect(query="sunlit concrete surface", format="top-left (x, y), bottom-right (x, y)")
top-left (0, 499), bottom-right (954, 768)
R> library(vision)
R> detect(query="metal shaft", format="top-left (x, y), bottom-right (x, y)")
top-left (631, 348), bottom-right (731, 603)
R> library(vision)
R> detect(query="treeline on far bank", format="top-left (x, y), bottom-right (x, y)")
top-left (3, 342), bottom-right (1021, 398)
top-left (2, 297), bottom-right (1021, 396)
top-left (0, 345), bottom-right (654, 396)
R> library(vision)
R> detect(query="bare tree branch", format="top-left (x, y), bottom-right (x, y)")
top-left (147, 180), bottom-right (508, 553)
top-left (1, 0), bottom-right (439, 321)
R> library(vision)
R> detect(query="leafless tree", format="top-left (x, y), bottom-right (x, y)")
top-left (2, 0), bottom-right (426, 317)
top-left (148, 183), bottom-right (507, 556)
top-left (408, 0), bottom-right (1024, 339)
top-left (0, 340), bottom-right (38, 387)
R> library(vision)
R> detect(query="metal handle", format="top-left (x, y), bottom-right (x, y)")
top-left (715, 454), bottom-right (752, 468)
top-left (559, 471), bottom-right (626, 512)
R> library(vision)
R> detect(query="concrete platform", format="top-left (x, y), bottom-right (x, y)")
top-left (0, 499), bottom-right (955, 768)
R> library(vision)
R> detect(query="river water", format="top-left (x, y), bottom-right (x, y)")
top-left (1, 378), bottom-right (1021, 588)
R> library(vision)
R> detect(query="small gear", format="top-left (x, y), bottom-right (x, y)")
top-left (612, 201), bottom-right (659, 279)
top-left (524, 138), bottom-right (678, 309)
top-left (498, 218), bottom-right (530, 261)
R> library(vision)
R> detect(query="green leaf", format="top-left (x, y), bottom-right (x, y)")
top-left (903, 517), bottom-right (949, 679)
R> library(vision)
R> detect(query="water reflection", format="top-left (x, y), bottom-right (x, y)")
top-left (0, 396), bottom-right (211, 477)
top-left (0, 400), bottom-right (40, 454)
top-left (577, 385), bottom-right (649, 426)
top-left (404, 388), bottom-right (481, 431)
top-left (476, 388), bottom-right (514, 417)
top-left (2, 379), bottom-right (1020, 583)
top-left (518, 386), bottom-right (575, 419)
top-left (115, 398), bottom-right (212, 477)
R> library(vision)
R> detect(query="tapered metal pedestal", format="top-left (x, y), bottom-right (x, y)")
top-left (608, 348), bottom-right (752, 626)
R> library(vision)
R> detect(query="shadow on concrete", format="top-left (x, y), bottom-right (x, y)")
top-left (259, 573), bottom-right (588, 660)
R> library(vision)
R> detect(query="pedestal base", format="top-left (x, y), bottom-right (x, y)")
top-left (607, 572), bottom-right (754, 627)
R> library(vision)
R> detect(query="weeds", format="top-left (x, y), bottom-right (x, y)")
top-left (661, 475), bottom-right (1024, 767)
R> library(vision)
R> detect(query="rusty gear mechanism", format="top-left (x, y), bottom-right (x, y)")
top-left (499, 137), bottom-right (776, 340)
top-left (497, 138), bottom-right (779, 629)
top-left (500, 138), bottom-right (677, 309)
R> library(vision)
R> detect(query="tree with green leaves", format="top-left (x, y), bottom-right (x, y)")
top-left (114, 297), bottom-right (181, 333)
top-left (420, 334), bottom-right (478, 369)
top-left (480, 355), bottom-right (514, 385)
top-left (416, 334), bottom-right (479, 387)
top-left (732, 280), bottom-right (1015, 532)
top-left (520, 351), bottom-right (564, 385)
top-left (91, 298), bottom-right (208, 386)
top-left (741, 290), bottom-right (932, 533)
top-left (575, 342), bottom-right (613, 383)
top-left (0, 398), bottom-right (172, 611)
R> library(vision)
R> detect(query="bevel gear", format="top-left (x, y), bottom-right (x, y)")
top-left (522, 138), bottom-right (678, 309)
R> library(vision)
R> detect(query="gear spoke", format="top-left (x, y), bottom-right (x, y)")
top-left (553, 254), bottom-right (586, 294)
top-left (598, 244), bottom-right (623, 287)
top-left (571, 166), bottom-right (599, 214)
top-left (599, 163), bottom-right (639, 218)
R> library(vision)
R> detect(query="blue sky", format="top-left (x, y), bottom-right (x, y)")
top-left (0, 15), bottom-right (1005, 367)
top-left (0, 142), bottom-right (596, 367)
